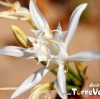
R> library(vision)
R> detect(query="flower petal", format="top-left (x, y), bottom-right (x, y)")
top-left (54, 64), bottom-right (67, 99)
top-left (37, 44), bottom-right (49, 62)
top-left (31, 29), bottom-right (41, 37)
top-left (65, 3), bottom-right (87, 49)
top-left (54, 23), bottom-right (64, 42)
top-left (0, 46), bottom-right (25, 57)
top-left (11, 67), bottom-right (49, 99)
top-left (57, 23), bottom-right (62, 31)
top-left (0, 1), bottom-right (30, 21)
top-left (0, 13), bottom-right (19, 20)
top-left (69, 51), bottom-right (100, 62)
top-left (0, 46), bottom-right (35, 58)
top-left (29, 0), bottom-right (49, 31)
top-left (27, 36), bottom-right (35, 43)
top-left (0, 1), bottom-right (11, 7)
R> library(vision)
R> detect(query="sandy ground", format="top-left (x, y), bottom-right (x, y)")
top-left (0, 5), bottom-right (100, 99)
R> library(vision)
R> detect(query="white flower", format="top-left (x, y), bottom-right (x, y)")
top-left (28, 83), bottom-right (53, 99)
top-left (0, 0), bottom-right (31, 21)
top-left (0, 0), bottom-right (100, 99)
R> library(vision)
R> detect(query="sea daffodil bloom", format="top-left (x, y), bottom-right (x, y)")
top-left (0, 1), bottom-right (31, 21)
top-left (0, 0), bottom-right (100, 99)
top-left (28, 83), bottom-right (53, 99)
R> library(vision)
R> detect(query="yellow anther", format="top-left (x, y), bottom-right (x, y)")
top-left (41, 32), bottom-right (45, 36)
top-left (34, 40), bottom-right (37, 44)
top-left (46, 45), bottom-right (48, 49)
top-left (49, 30), bottom-right (53, 35)
top-left (40, 43), bottom-right (42, 48)
top-left (10, 5), bottom-right (16, 12)
top-left (10, 1), bottom-right (20, 13)
top-left (12, 25), bottom-right (32, 48)
top-left (47, 38), bottom-right (52, 43)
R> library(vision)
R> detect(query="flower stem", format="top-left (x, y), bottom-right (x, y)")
top-left (66, 64), bottom-right (83, 82)
top-left (41, 61), bottom-right (57, 75)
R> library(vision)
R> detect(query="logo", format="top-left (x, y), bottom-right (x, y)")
top-left (67, 82), bottom-right (100, 95)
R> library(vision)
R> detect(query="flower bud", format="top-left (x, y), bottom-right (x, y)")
top-left (12, 25), bottom-right (32, 48)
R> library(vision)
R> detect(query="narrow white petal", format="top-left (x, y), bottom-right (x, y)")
top-left (27, 36), bottom-right (35, 43)
top-left (53, 30), bottom-right (68, 42)
top-left (0, 14), bottom-right (18, 20)
top-left (0, 46), bottom-right (35, 58)
top-left (48, 41), bottom-right (60, 55)
top-left (15, 7), bottom-right (30, 16)
top-left (0, 46), bottom-right (25, 57)
top-left (69, 51), bottom-right (100, 62)
top-left (63, 31), bottom-right (68, 35)
top-left (31, 29), bottom-right (41, 36)
top-left (54, 23), bottom-right (63, 42)
top-left (57, 23), bottom-right (62, 31)
top-left (11, 67), bottom-right (49, 99)
top-left (36, 44), bottom-right (49, 62)
top-left (29, 0), bottom-right (49, 31)
top-left (55, 80), bottom-right (62, 98)
top-left (54, 64), bottom-right (67, 99)
top-left (25, 48), bottom-right (37, 59)
top-left (0, 1), bottom-right (11, 7)
top-left (65, 3), bottom-right (88, 48)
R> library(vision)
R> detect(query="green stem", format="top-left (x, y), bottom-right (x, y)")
top-left (67, 72), bottom-right (81, 86)
top-left (66, 64), bottom-right (83, 82)
top-left (41, 61), bottom-right (57, 75)
top-left (75, 62), bottom-right (84, 80)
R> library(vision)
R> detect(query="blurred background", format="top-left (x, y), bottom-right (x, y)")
top-left (0, 0), bottom-right (100, 99)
